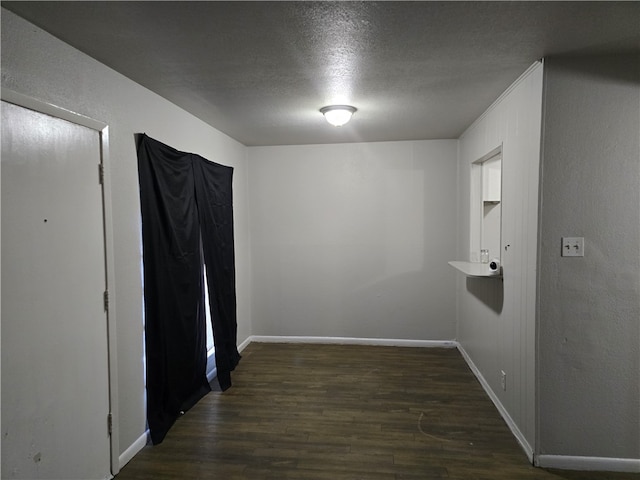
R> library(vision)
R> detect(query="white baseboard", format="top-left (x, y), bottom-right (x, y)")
top-left (206, 366), bottom-right (218, 383)
top-left (119, 430), bottom-right (149, 470)
top-left (238, 336), bottom-right (253, 352)
top-left (457, 344), bottom-right (535, 464)
top-left (247, 335), bottom-right (457, 348)
top-left (206, 337), bottom-right (253, 384)
top-left (535, 455), bottom-right (640, 473)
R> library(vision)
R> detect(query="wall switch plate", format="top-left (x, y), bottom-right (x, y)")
top-left (500, 370), bottom-right (507, 391)
top-left (561, 237), bottom-right (584, 257)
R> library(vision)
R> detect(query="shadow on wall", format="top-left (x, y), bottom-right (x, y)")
top-left (466, 277), bottom-right (504, 314)
top-left (549, 52), bottom-right (640, 85)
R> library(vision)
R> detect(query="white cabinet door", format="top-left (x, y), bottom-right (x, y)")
top-left (1, 101), bottom-right (111, 480)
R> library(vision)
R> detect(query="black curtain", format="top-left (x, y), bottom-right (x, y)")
top-left (137, 134), bottom-right (240, 444)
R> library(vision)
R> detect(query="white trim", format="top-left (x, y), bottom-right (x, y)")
top-left (238, 336), bottom-right (253, 352)
top-left (99, 125), bottom-right (120, 476)
top-left (247, 335), bottom-right (457, 348)
top-left (206, 338), bottom-right (253, 384)
top-left (206, 349), bottom-right (217, 383)
top-left (535, 455), bottom-right (640, 473)
top-left (457, 344), bottom-right (535, 464)
top-left (206, 367), bottom-right (218, 383)
top-left (1, 88), bottom-right (107, 131)
top-left (119, 430), bottom-right (150, 470)
top-left (472, 145), bottom-right (503, 166)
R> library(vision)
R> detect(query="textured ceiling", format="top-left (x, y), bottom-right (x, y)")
top-left (3, 1), bottom-right (639, 146)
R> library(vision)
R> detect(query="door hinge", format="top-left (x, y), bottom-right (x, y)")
top-left (98, 163), bottom-right (105, 185)
top-left (107, 412), bottom-right (113, 435)
top-left (103, 290), bottom-right (110, 313)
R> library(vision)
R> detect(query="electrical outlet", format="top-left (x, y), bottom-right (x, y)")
top-left (500, 370), bottom-right (507, 391)
top-left (561, 237), bottom-right (584, 257)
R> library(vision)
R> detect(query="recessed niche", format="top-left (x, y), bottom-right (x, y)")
top-left (470, 146), bottom-right (502, 265)
top-left (449, 145), bottom-right (503, 278)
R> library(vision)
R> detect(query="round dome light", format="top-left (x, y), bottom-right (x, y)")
top-left (320, 105), bottom-right (357, 127)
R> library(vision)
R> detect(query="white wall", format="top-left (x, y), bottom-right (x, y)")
top-left (1, 9), bottom-right (252, 467)
top-left (248, 140), bottom-right (457, 341)
top-left (455, 63), bottom-right (543, 456)
top-left (538, 54), bottom-right (640, 462)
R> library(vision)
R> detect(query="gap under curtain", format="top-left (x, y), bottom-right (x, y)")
top-left (136, 133), bottom-right (241, 444)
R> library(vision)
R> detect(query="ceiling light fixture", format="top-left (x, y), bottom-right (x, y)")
top-left (320, 105), bottom-right (357, 127)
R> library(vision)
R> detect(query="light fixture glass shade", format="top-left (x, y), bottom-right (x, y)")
top-left (320, 105), bottom-right (357, 127)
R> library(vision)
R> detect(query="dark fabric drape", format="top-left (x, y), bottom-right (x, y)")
top-left (193, 159), bottom-right (242, 390)
top-left (137, 134), bottom-right (240, 444)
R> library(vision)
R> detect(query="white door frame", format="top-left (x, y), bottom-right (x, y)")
top-left (1, 88), bottom-right (120, 476)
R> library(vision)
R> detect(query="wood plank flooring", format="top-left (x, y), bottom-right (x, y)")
top-left (116, 343), bottom-right (639, 480)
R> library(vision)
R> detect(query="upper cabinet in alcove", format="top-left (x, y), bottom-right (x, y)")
top-left (471, 146), bottom-right (502, 266)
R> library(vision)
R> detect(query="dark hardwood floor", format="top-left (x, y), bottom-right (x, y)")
top-left (116, 343), bottom-right (639, 479)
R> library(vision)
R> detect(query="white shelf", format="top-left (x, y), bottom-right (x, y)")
top-left (448, 261), bottom-right (502, 278)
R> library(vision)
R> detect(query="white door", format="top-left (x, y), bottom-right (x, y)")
top-left (1, 101), bottom-right (111, 479)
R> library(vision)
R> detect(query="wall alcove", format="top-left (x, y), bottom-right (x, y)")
top-left (450, 145), bottom-right (503, 278)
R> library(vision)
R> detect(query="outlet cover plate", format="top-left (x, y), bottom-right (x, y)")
top-left (562, 237), bottom-right (584, 257)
